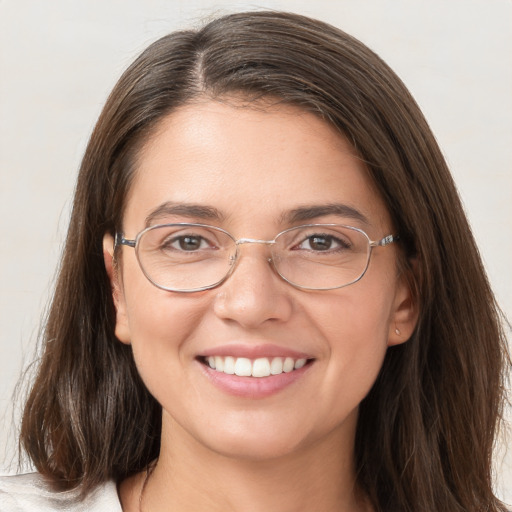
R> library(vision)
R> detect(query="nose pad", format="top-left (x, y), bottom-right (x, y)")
top-left (212, 245), bottom-right (293, 328)
top-left (226, 243), bottom-right (276, 285)
top-left (226, 243), bottom-right (279, 283)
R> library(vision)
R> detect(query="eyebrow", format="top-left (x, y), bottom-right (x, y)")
top-left (145, 202), bottom-right (224, 227)
top-left (144, 201), bottom-right (370, 228)
top-left (283, 203), bottom-right (371, 226)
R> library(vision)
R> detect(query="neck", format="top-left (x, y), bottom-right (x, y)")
top-left (129, 412), bottom-right (370, 512)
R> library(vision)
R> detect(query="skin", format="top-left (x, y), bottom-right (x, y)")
top-left (104, 99), bottom-right (418, 512)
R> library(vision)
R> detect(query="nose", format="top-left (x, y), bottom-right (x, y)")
top-left (212, 244), bottom-right (293, 329)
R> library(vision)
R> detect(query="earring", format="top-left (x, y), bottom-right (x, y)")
top-left (395, 327), bottom-right (401, 336)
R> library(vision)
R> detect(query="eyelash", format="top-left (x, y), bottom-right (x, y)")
top-left (163, 235), bottom-right (215, 251)
top-left (294, 234), bottom-right (351, 252)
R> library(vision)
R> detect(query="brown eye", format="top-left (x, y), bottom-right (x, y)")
top-left (162, 235), bottom-right (210, 252)
top-left (178, 236), bottom-right (203, 251)
top-left (308, 235), bottom-right (332, 251)
top-left (296, 234), bottom-right (349, 252)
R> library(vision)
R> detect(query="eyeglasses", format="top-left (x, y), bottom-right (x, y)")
top-left (115, 223), bottom-right (397, 293)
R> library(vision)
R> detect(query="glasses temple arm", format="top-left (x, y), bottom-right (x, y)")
top-left (114, 233), bottom-right (136, 249)
top-left (370, 234), bottom-right (399, 247)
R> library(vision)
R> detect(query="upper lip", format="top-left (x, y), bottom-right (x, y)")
top-left (199, 343), bottom-right (312, 360)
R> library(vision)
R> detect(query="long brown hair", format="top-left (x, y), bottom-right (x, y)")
top-left (20, 11), bottom-right (509, 511)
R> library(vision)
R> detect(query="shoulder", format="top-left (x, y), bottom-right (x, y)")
top-left (0, 472), bottom-right (122, 511)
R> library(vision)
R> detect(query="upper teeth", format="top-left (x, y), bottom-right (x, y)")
top-left (206, 356), bottom-right (307, 378)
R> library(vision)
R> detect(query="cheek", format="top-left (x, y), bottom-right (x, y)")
top-left (122, 288), bottom-right (214, 414)
top-left (126, 295), bottom-right (204, 345)
top-left (120, 260), bottom-right (210, 368)
top-left (312, 283), bottom-right (393, 347)
top-left (307, 278), bottom-right (395, 386)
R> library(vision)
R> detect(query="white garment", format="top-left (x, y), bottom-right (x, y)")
top-left (0, 473), bottom-right (122, 511)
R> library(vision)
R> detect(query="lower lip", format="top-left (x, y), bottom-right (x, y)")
top-left (198, 361), bottom-right (312, 399)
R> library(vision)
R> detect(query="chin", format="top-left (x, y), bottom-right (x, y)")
top-left (203, 431), bottom-right (309, 462)
top-left (171, 409), bottom-right (315, 462)
top-left (186, 410), bottom-right (350, 464)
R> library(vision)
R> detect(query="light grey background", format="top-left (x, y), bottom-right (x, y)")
top-left (1, 0), bottom-right (510, 502)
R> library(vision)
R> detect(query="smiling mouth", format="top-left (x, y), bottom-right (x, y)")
top-left (199, 356), bottom-right (313, 378)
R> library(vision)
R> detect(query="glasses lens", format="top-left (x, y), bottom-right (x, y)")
top-left (272, 225), bottom-right (371, 290)
top-left (136, 224), bottom-right (236, 291)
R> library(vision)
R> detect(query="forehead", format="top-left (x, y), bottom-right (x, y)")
top-left (123, 100), bottom-right (390, 234)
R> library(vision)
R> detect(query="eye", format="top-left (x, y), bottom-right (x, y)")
top-left (295, 233), bottom-right (351, 252)
top-left (165, 234), bottom-right (212, 251)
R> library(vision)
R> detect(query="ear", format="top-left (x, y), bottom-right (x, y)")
top-left (103, 233), bottom-right (131, 345)
top-left (387, 264), bottom-right (419, 347)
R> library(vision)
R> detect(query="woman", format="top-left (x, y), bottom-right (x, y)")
top-left (0, 10), bottom-right (509, 512)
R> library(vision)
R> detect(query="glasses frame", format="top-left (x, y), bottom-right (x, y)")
top-left (115, 223), bottom-right (397, 293)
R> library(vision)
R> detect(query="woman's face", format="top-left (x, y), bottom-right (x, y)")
top-left (105, 100), bottom-right (416, 461)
